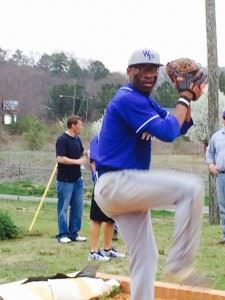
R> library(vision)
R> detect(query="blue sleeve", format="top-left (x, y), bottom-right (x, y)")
top-left (90, 136), bottom-right (98, 161)
top-left (117, 95), bottom-right (181, 142)
top-left (143, 115), bottom-right (180, 142)
top-left (149, 98), bottom-right (169, 119)
top-left (180, 119), bottom-right (193, 135)
top-left (91, 171), bottom-right (96, 183)
top-left (150, 98), bottom-right (193, 135)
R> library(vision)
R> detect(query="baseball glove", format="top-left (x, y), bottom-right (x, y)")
top-left (166, 58), bottom-right (206, 101)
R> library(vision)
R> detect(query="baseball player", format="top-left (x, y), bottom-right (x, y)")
top-left (94, 48), bottom-right (206, 300)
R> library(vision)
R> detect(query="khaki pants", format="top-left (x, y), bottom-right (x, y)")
top-left (95, 169), bottom-right (203, 300)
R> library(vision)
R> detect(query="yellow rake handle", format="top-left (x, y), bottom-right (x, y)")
top-left (29, 163), bottom-right (57, 232)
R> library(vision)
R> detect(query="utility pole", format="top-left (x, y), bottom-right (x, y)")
top-left (72, 81), bottom-right (76, 115)
top-left (85, 97), bottom-right (89, 123)
top-left (205, 0), bottom-right (220, 224)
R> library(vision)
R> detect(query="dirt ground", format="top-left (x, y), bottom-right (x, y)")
top-left (93, 293), bottom-right (129, 300)
top-left (108, 294), bottom-right (129, 299)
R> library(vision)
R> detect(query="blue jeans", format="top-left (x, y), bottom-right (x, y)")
top-left (56, 177), bottom-right (84, 240)
top-left (216, 174), bottom-right (225, 239)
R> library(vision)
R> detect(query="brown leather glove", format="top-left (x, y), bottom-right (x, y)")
top-left (166, 58), bottom-right (207, 101)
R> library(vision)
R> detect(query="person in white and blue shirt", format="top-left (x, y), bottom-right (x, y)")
top-left (206, 111), bottom-right (225, 244)
top-left (88, 135), bottom-right (125, 261)
top-left (94, 48), bottom-right (204, 300)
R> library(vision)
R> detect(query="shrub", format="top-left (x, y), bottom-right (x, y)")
top-left (0, 211), bottom-right (19, 240)
top-left (4, 115), bottom-right (33, 135)
top-left (23, 119), bottom-right (49, 150)
top-left (15, 115), bottom-right (34, 134)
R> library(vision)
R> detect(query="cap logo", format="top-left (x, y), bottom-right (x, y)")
top-left (143, 50), bottom-right (155, 61)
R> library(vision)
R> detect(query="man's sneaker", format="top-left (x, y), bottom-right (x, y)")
top-left (58, 237), bottom-right (71, 244)
top-left (74, 235), bottom-right (87, 242)
top-left (103, 247), bottom-right (126, 258)
top-left (88, 250), bottom-right (110, 261)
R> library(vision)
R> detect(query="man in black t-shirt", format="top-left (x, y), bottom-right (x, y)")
top-left (56, 115), bottom-right (88, 243)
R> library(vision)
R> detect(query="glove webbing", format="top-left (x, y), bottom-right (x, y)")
top-left (177, 71), bottom-right (206, 100)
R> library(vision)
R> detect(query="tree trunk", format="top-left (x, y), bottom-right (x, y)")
top-left (208, 173), bottom-right (220, 224)
top-left (205, 0), bottom-right (220, 224)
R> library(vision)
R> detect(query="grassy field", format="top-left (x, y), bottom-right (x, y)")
top-left (1, 199), bottom-right (225, 291)
top-left (0, 151), bottom-right (208, 197)
top-left (0, 140), bottom-right (219, 292)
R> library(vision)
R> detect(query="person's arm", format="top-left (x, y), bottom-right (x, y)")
top-left (185, 106), bottom-right (191, 122)
top-left (208, 163), bottom-right (219, 176)
top-left (57, 155), bottom-right (88, 166)
top-left (90, 160), bottom-right (96, 173)
top-left (173, 90), bottom-right (194, 127)
top-left (118, 91), bottom-right (192, 142)
top-left (173, 103), bottom-right (188, 127)
top-left (179, 105), bottom-right (194, 135)
top-left (90, 160), bottom-right (97, 182)
top-left (205, 140), bottom-right (218, 176)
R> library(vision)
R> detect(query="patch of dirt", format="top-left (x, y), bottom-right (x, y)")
top-left (93, 293), bottom-right (129, 300)
top-left (106, 293), bottom-right (129, 299)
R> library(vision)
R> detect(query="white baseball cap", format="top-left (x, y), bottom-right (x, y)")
top-left (128, 48), bottom-right (163, 67)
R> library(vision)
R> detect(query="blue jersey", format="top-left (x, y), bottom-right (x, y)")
top-left (90, 135), bottom-right (99, 162)
top-left (97, 83), bottom-right (192, 172)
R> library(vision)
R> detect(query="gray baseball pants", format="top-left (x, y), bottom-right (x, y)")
top-left (94, 169), bottom-right (203, 300)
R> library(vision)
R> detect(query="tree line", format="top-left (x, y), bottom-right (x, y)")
top-left (0, 46), bottom-right (225, 122)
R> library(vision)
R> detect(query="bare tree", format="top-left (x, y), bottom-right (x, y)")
top-left (0, 63), bottom-right (64, 118)
top-left (205, 0), bottom-right (220, 224)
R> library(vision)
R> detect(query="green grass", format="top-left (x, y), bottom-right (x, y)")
top-left (0, 180), bottom-right (56, 197)
top-left (1, 199), bottom-right (225, 291)
top-left (0, 177), bottom-right (93, 200)
top-left (0, 179), bottom-right (209, 206)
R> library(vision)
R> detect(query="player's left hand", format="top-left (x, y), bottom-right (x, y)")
top-left (141, 132), bottom-right (151, 141)
top-left (166, 58), bottom-right (207, 101)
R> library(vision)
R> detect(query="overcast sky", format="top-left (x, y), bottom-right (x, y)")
top-left (0, 0), bottom-right (224, 72)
